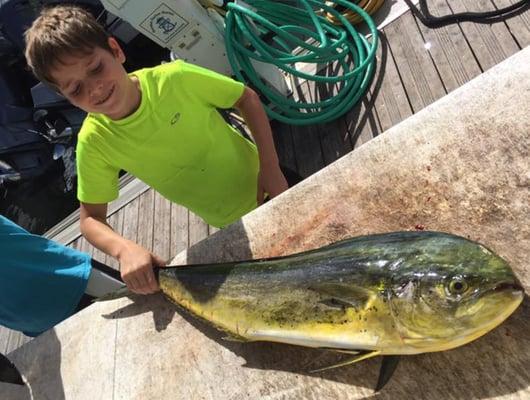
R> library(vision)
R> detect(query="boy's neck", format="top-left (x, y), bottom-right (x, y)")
top-left (105, 75), bottom-right (142, 121)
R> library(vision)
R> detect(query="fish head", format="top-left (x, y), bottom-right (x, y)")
top-left (387, 233), bottom-right (524, 353)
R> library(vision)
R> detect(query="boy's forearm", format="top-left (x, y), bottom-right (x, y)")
top-left (235, 89), bottom-right (280, 167)
top-left (80, 215), bottom-right (131, 260)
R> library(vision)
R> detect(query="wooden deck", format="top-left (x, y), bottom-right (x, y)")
top-left (3, 0), bottom-right (529, 354)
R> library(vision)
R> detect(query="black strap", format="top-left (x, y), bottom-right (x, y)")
top-left (405, 0), bottom-right (530, 28)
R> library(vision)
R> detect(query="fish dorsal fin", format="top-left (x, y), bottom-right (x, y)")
top-left (311, 283), bottom-right (372, 309)
top-left (310, 350), bottom-right (381, 373)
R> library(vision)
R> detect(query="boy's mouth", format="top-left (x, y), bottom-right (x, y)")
top-left (95, 85), bottom-right (115, 106)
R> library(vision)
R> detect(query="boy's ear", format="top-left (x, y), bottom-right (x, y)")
top-left (107, 37), bottom-right (126, 63)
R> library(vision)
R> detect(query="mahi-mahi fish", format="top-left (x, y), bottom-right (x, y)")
top-left (114, 231), bottom-right (526, 390)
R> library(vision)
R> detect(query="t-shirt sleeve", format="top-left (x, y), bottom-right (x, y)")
top-left (177, 61), bottom-right (245, 108)
top-left (76, 130), bottom-right (120, 204)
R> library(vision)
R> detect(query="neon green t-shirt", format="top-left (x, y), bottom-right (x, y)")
top-left (76, 61), bottom-right (259, 227)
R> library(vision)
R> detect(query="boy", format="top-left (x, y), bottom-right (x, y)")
top-left (24, 6), bottom-right (289, 296)
top-left (0, 215), bottom-right (124, 337)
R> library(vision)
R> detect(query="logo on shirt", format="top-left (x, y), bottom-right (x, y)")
top-left (171, 112), bottom-right (181, 125)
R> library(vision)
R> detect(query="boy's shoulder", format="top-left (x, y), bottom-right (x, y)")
top-left (134, 60), bottom-right (185, 83)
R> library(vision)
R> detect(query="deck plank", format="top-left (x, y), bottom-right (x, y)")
top-left (415, 0), bottom-right (483, 92)
top-left (384, 12), bottom-right (447, 112)
top-left (0, 327), bottom-right (11, 353)
top-left (121, 197), bottom-right (140, 246)
top-left (5, 329), bottom-right (30, 355)
top-left (449, 0), bottom-right (521, 70)
top-left (153, 192), bottom-right (172, 262)
top-left (78, 237), bottom-right (94, 259)
top-left (272, 121), bottom-right (298, 174)
top-left (491, 0), bottom-right (530, 48)
top-left (136, 189), bottom-right (155, 252)
top-left (188, 212), bottom-right (209, 247)
top-left (374, 32), bottom-right (414, 131)
top-left (343, 70), bottom-right (380, 149)
top-left (289, 77), bottom-right (326, 178)
top-left (311, 62), bottom-right (353, 165)
top-left (70, 236), bottom-right (82, 252)
top-left (169, 203), bottom-right (189, 260)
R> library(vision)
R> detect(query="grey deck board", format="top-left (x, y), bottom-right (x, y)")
top-left (153, 192), bottom-right (172, 262)
top-left (415, 0), bottom-right (483, 92)
top-left (385, 12), bottom-right (448, 112)
top-left (136, 189), bottom-right (155, 252)
top-left (344, 74), bottom-right (380, 149)
top-left (373, 34), bottom-right (414, 131)
top-left (4, 328), bottom-right (30, 355)
top-left (121, 197), bottom-right (140, 246)
top-left (449, 0), bottom-right (521, 70)
top-left (289, 78), bottom-right (326, 178)
top-left (209, 225), bottom-right (220, 235)
top-left (291, 121), bottom-right (326, 178)
top-left (272, 121), bottom-right (298, 173)
top-left (492, 0), bottom-right (530, 48)
top-left (78, 237), bottom-right (94, 259)
top-left (169, 203), bottom-right (189, 260)
top-left (188, 212), bottom-right (209, 247)
top-left (312, 63), bottom-right (354, 165)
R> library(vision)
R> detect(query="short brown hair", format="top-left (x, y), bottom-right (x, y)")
top-left (24, 5), bottom-right (111, 87)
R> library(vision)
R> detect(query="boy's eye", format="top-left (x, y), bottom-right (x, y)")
top-left (70, 84), bottom-right (82, 97)
top-left (91, 63), bottom-right (103, 74)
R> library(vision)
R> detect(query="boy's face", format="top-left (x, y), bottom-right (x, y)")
top-left (50, 37), bottom-right (134, 119)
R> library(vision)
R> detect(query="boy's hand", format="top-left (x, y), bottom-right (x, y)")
top-left (257, 164), bottom-right (288, 205)
top-left (117, 241), bottom-right (166, 294)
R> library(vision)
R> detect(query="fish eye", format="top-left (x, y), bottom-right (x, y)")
top-left (448, 276), bottom-right (468, 295)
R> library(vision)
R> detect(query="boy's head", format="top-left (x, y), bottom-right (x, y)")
top-left (25, 5), bottom-right (112, 88)
top-left (25, 5), bottom-right (133, 118)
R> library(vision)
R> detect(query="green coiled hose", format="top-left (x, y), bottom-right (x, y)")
top-left (224, 0), bottom-right (379, 125)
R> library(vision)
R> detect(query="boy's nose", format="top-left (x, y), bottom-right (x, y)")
top-left (89, 81), bottom-right (107, 103)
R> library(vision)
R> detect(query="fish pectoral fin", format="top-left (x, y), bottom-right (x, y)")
top-left (375, 355), bottom-right (401, 392)
top-left (310, 350), bottom-right (381, 373)
top-left (311, 283), bottom-right (372, 309)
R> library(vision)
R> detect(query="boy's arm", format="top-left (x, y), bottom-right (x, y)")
top-left (234, 87), bottom-right (288, 204)
top-left (80, 202), bottom-right (164, 294)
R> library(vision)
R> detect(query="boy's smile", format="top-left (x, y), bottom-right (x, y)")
top-left (50, 37), bottom-right (141, 120)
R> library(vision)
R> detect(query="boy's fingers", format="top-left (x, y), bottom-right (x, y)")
top-left (145, 269), bottom-right (159, 292)
top-left (125, 277), bottom-right (141, 293)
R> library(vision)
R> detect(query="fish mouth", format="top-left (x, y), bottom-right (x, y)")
top-left (492, 281), bottom-right (525, 293)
